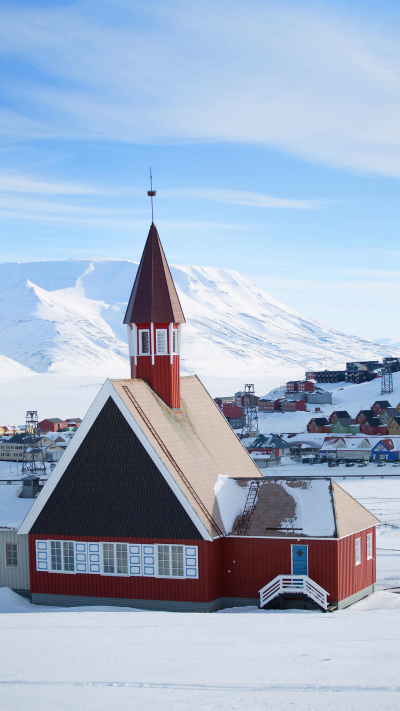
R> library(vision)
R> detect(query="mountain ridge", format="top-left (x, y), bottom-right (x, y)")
top-left (0, 258), bottom-right (398, 387)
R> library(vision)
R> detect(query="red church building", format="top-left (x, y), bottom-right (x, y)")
top-left (19, 222), bottom-right (378, 612)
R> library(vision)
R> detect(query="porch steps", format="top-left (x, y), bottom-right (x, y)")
top-left (259, 574), bottom-right (330, 611)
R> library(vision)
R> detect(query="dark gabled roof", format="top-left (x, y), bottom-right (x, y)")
top-left (334, 417), bottom-right (353, 427)
top-left (67, 418), bottom-right (82, 423)
top-left (389, 416), bottom-right (400, 426)
top-left (310, 418), bottom-right (329, 426)
top-left (372, 400), bottom-right (392, 408)
top-left (332, 410), bottom-right (351, 419)
top-left (44, 418), bottom-right (64, 424)
top-left (360, 410), bottom-right (383, 426)
top-left (381, 408), bottom-right (399, 418)
top-left (124, 223), bottom-right (185, 324)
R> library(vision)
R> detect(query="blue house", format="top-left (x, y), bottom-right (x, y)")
top-left (371, 439), bottom-right (398, 461)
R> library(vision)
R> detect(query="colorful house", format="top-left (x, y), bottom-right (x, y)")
top-left (280, 399), bottom-right (307, 412)
top-left (221, 403), bottom-right (245, 429)
top-left (371, 439), bottom-right (398, 462)
top-left (18, 222), bottom-right (379, 612)
top-left (377, 408), bottom-right (399, 426)
top-left (330, 417), bottom-right (360, 435)
top-left (354, 410), bottom-right (387, 436)
top-left (307, 417), bottom-right (331, 433)
top-left (388, 416), bottom-right (400, 436)
top-left (371, 401), bottom-right (392, 416)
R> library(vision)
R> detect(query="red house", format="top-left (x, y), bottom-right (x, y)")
top-left (286, 381), bottom-right (298, 392)
top-left (280, 399), bottom-right (307, 412)
top-left (297, 381), bottom-right (314, 392)
top-left (371, 400), bottom-right (392, 416)
top-left (259, 399), bottom-right (282, 412)
top-left (19, 222), bottom-right (379, 612)
top-left (38, 418), bottom-right (67, 433)
top-left (354, 410), bottom-right (387, 436)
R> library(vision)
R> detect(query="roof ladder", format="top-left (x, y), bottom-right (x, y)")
top-left (234, 481), bottom-right (260, 535)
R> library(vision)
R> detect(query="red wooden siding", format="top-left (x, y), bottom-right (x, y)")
top-left (29, 535), bottom-right (221, 604)
top-left (337, 528), bottom-right (376, 601)
top-left (131, 322), bottom-right (180, 409)
top-left (29, 530), bottom-right (376, 605)
top-left (222, 537), bottom-right (339, 602)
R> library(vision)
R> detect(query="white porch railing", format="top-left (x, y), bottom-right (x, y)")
top-left (259, 575), bottom-right (329, 611)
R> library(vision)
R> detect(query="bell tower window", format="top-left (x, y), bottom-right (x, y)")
top-left (156, 329), bottom-right (168, 355)
top-left (139, 329), bottom-right (150, 355)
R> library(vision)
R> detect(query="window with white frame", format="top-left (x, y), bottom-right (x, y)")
top-left (367, 533), bottom-right (373, 560)
top-left (35, 540), bottom-right (198, 579)
top-left (172, 329), bottom-right (177, 354)
top-left (156, 329), bottom-right (168, 355)
top-left (102, 543), bottom-right (128, 575)
top-left (139, 329), bottom-right (150, 355)
top-left (6, 543), bottom-right (18, 567)
top-left (50, 540), bottom-right (75, 572)
top-left (355, 537), bottom-right (361, 565)
top-left (157, 544), bottom-right (184, 577)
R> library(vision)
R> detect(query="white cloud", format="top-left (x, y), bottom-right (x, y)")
top-left (2, 2), bottom-right (400, 175)
top-left (162, 188), bottom-right (326, 210)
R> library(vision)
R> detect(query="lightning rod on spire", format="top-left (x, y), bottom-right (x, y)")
top-left (147, 167), bottom-right (156, 223)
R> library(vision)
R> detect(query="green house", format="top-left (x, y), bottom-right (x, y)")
top-left (330, 417), bottom-right (360, 434)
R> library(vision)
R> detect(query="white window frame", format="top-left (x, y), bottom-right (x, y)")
top-left (355, 537), bottom-right (361, 566)
top-left (101, 542), bottom-right (130, 577)
top-left (5, 542), bottom-right (18, 568)
top-left (156, 544), bottom-right (185, 579)
top-left (49, 540), bottom-right (76, 574)
top-left (35, 541), bottom-right (198, 579)
top-left (156, 329), bottom-right (168, 355)
top-left (366, 533), bottom-right (373, 560)
top-left (139, 329), bottom-right (150, 355)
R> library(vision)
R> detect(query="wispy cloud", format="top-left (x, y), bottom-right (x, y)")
top-left (1, 1), bottom-right (400, 175)
top-left (163, 188), bottom-right (327, 210)
top-left (0, 173), bottom-right (128, 197)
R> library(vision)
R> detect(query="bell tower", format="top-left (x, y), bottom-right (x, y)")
top-left (123, 222), bottom-right (185, 409)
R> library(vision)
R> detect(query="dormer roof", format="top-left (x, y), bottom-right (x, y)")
top-left (124, 223), bottom-right (185, 324)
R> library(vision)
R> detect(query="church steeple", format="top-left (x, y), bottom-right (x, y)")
top-left (124, 223), bottom-right (185, 409)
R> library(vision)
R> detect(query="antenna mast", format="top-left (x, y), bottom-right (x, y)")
top-left (147, 167), bottom-right (156, 223)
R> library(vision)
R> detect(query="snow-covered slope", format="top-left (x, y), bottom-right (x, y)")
top-left (1, 259), bottom-right (398, 375)
top-left (0, 257), bottom-right (398, 420)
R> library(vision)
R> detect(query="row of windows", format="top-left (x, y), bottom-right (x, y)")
top-left (0, 445), bottom-right (23, 450)
top-left (36, 541), bottom-right (198, 579)
top-left (139, 329), bottom-right (177, 356)
top-left (355, 533), bottom-right (373, 565)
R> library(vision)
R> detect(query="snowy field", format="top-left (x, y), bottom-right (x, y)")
top-left (0, 473), bottom-right (399, 711)
top-left (1, 587), bottom-right (400, 711)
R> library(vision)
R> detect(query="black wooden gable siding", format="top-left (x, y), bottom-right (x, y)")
top-left (31, 397), bottom-right (203, 539)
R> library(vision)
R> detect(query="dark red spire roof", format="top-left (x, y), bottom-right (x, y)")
top-left (124, 223), bottom-right (185, 324)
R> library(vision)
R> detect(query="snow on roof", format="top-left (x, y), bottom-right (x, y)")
top-left (0, 485), bottom-right (36, 530)
top-left (215, 477), bottom-right (378, 538)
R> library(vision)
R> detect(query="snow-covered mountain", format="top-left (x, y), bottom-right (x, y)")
top-left (0, 259), bottom-right (400, 423)
top-left (0, 258), bottom-right (398, 380)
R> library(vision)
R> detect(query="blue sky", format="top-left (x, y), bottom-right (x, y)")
top-left (1, 0), bottom-right (400, 341)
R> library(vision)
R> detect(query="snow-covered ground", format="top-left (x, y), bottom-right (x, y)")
top-left (1, 585), bottom-right (400, 711)
top-left (1, 257), bottom-right (399, 422)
